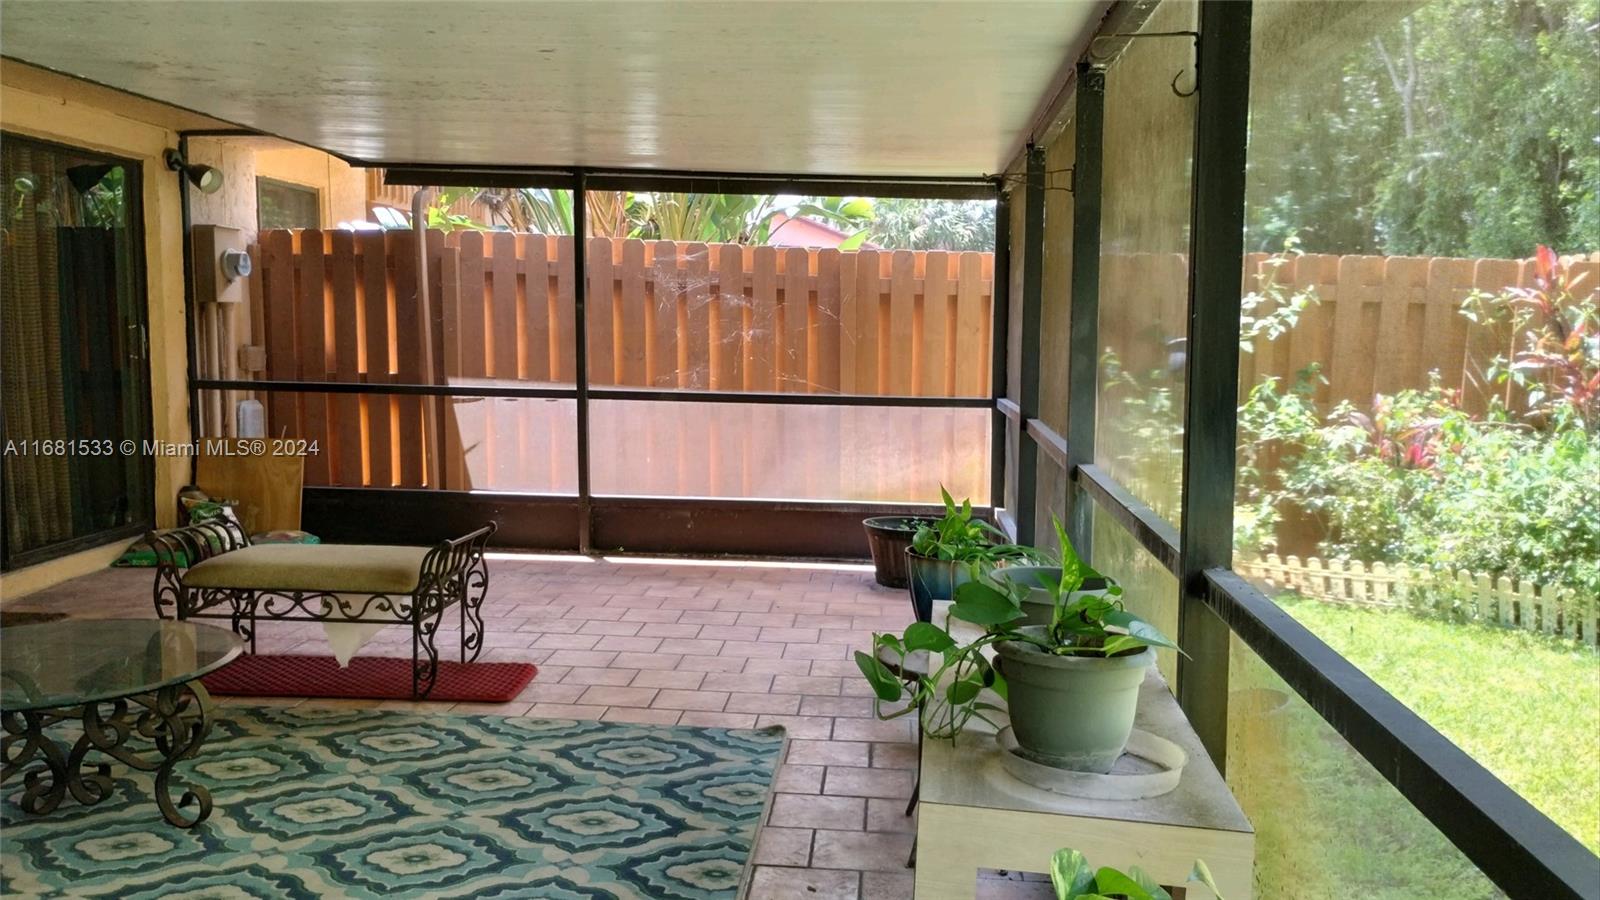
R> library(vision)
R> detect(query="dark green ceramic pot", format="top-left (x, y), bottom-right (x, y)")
top-left (905, 550), bottom-right (983, 623)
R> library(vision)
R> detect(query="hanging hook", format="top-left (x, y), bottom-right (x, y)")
top-left (1171, 67), bottom-right (1197, 98)
top-left (1086, 30), bottom-right (1200, 98)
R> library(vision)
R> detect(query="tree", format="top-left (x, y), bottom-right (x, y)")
top-left (1246, 0), bottom-right (1600, 258)
top-left (866, 198), bottom-right (996, 252)
top-left (423, 189), bottom-right (875, 245)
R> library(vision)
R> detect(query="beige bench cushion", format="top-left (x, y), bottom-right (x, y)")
top-left (182, 544), bottom-right (430, 595)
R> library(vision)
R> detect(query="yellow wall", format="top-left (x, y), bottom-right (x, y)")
top-left (255, 146), bottom-right (365, 226)
top-left (0, 63), bottom-right (227, 599)
top-left (188, 139), bottom-right (367, 235)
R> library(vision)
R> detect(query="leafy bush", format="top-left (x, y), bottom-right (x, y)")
top-left (1237, 374), bottom-right (1600, 598)
top-left (1239, 246), bottom-right (1600, 598)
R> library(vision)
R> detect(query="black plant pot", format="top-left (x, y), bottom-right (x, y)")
top-left (862, 517), bottom-right (935, 588)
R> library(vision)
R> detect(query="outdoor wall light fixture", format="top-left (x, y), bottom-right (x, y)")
top-left (163, 148), bottom-right (223, 194)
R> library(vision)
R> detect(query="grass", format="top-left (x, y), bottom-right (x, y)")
top-left (1285, 596), bottom-right (1600, 852)
top-left (1229, 596), bottom-right (1598, 898)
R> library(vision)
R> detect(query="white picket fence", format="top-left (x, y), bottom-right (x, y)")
top-left (1237, 554), bottom-right (1599, 647)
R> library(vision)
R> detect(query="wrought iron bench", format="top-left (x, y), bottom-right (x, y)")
top-left (149, 521), bottom-right (497, 698)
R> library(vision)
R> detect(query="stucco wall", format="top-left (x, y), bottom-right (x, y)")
top-left (187, 138), bottom-right (259, 232)
top-left (189, 139), bottom-right (367, 236)
top-left (255, 146), bottom-right (366, 226)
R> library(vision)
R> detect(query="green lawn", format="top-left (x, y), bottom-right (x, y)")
top-left (1228, 596), bottom-right (1598, 898)
top-left (1284, 596), bottom-right (1600, 853)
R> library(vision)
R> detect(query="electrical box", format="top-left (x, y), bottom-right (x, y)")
top-left (191, 224), bottom-right (250, 304)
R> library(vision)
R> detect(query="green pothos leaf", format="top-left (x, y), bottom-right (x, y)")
top-left (902, 621), bottom-right (957, 653)
top-left (853, 650), bottom-right (902, 702)
top-left (1050, 849), bottom-right (1096, 900)
top-left (1189, 859), bottom-right (1225, 900)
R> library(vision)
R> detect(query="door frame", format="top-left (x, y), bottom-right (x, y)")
top-left (0, 132), bottom-right (156, 571)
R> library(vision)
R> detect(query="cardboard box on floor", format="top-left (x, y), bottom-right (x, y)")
top-left (195, 450), bottom-right (304, 534)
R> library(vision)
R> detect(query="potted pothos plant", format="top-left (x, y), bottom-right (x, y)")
top-left (904, 487), bottom-right (1040, 621)
top-left (1050, 847), bottom-right (1224, 900)
top-left (857, 518), bottom-right (1182, 773)
top-left (993, 520), bottom-right (1113, 626)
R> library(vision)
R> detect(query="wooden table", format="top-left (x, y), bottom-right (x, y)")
top-left (911, 604), bottom-right (1254, 899)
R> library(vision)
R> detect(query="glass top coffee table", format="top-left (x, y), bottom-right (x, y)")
top-left (1, 618), bottom-right (243, 827)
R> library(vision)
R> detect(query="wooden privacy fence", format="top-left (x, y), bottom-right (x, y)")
top-left (1098, 251), bottom-right (1600, 414)
top-left (1237, 553), bottom-right (1599, 646)
top-left (1240, 251), bottom-right (1599, 413)
top-left (220, 234), bottom-right (1591, 495)
top-left (219, 230), bottom-right (994, 493)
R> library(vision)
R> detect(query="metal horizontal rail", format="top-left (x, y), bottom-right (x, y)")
top-left (589, 389), bottom-right (993, 408)
top-left (194, 379), bottom-right (578, 399)
top-left (1024, 417), bottom-right (1068, 468)
top-left (996, 397), bottom-right (1022, 421)
top-left (196, 379), bottom-right (995, 409)
top-left (1072, 463), bottom-right (1180, 574)
top-left (377, 163), bottom-right (998, 200)
top-left (1204, 567), bottom-right (1600, 899)
top-left (383, 167), bottom-right (578, 190)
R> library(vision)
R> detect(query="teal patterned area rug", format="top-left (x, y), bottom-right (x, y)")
top-left (1, 707), bottom-right (786, 899)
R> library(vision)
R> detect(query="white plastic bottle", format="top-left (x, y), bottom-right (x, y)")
top-left (236, 398), bottom-right (265, 438)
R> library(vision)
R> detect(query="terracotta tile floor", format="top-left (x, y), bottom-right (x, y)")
top-left (6, 552), bottom-right (1051, 899)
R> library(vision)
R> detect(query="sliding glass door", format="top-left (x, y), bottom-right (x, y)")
top-left (1, 133), bottom-right (153, 568)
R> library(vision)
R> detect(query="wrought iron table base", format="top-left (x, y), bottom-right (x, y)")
top-left (2, 680), bottom-right (216, 827)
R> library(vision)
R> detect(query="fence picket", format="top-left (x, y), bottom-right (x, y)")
top-left (522, 236), bottom-right (552, 382)
top-left (956, 251), bottom-right (987, 396)
top-left (1330, 255), bottom-right (1383, 406)
top-left (888, 251), bottom-right (915, 396)
top-left (296, 230), bottom-right (331, 486)
top-left (749, 246), bottom-right (778, 392)
top-left (261, 230), bottom-right (299, 446)
top-left (713, 243), bottom-right (744, 390)
top-left (922, 251), bottom-right (950, 397)
top-left (457, 231), bottom-right (488, 380)
top-left (1464, 258), bottom-right (1522, 413)
top-left (390, 230), bottom-right (424, 486)
top-left (485, 232), bottom-right (514, 380)
top-left (781, 248), bottom-right (810, 392)
top-left (554, 236), bottom-right (576, 382)
top-left (854, 249), bottom-right (881, 393)
top-left (357, 231), bottom-right (393, 488)
top-left (838, 252), bottom-right (859, 394)
top-left (1423, 257), bottom-right (1474, 396)
top-left (439, 245), bottom-right (465, 490)
top-left (587, 236), bottom-right (615, 386)
top-left (619, 239), bottom-right (648, 385)
top-left (652, 240), bottom-right (681, 387)
top-left (1375, 257), bottom-right (1427, 395)
top-left (328, 231), bottom-right (363, 486)
top-left (685, 243), bottom-right (712, 390)
top-left (815, 249), bottom-right (842, 394)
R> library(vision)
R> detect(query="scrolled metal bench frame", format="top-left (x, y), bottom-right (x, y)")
top-left (149, 521), bottom-right (497, 699)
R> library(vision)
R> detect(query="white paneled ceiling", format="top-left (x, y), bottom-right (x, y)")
top-left (0, 1), bottom-right (1104, 176)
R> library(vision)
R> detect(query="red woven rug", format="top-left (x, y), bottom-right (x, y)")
top-left (202, 654), bottom-right (537, 702)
